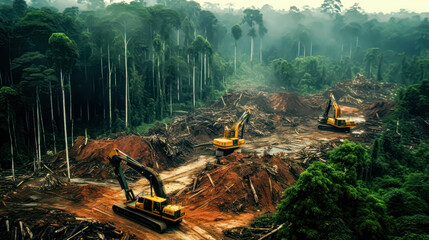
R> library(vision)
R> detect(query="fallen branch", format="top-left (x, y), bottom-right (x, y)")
top-left (258, 223), bottom-right (285, 240)
top-left (224, 184), bottom-right (234, 193)
top-left (43, 164), bottom-right (55, 174)
top-left (189, 186), bottom-right (207, 199)
top-left (192, 178), bottom-right (198, 192)
top-left (65, 226), bottom-right (88, 240)
top-left (207, 173), bottom-right (215, 187)
top-left (249, 178), bottom-right (259, 204)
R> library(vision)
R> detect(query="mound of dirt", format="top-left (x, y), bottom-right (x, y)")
top-left (48, 135), bottom-right (174, 180)
top-left (323, 74), bottom-right (398, 105)
top-left (184, 153), bottom-right (303, 214)
top-left (271, 92), bottom-right (315, 116)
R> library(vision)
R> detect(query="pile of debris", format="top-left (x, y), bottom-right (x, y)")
top-left (289, 140), bottom-right (343, 166)
top-left (271, 92), bottom-right (316, 116)
top-left (364, 101), bottom-right (395, 121)
top-left (322, 74), bottom-right (398, 106)
top-left (183, 153), bottom-right (303, 214)
top-left (39, 173), bottom-right (64, 191)
top-left (223, 224), bottom-right (284, 240)
top-left (0, 208), bottom-right (135, 240)
top-left (48, 135), bottom-right (184, 180)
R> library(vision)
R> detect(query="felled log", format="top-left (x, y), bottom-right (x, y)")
top-left (258, 223), bottom-right (285, 240)
top-left (249, 178), bottom-right (259, 204)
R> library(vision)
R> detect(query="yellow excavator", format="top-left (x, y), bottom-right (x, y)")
top-left (318, 93), bottom-right (357, 132)
top-left (213, 109), bottom-right (251, 156)
top-left (107, 149), bottom-right (185, 233)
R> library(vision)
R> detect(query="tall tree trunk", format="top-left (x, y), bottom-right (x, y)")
top-left (310, 41), bottom-right (313, 56)
top-left (124, 31), bottom-right (129, 129)
top-left (303, 45), bottom-right (306, 58)
top-left (7, 106), bottom-right (15, 181)
top-left (108, 43), bottom-right (112, 130)
top-left (250, 36), bottom-right (254, 62)
top-left (158, 56), bottom-right (163, 119)
top-left (68, 75), bottom-right (73, 147)
top-left (33, 107), bottom-right (38, 171)
top-left (200, 53), bottom-right (203, 99)
top-left (39, 100), bottom-right (46, 148)
top-left (36, 87), bottom-right (41, 169)
top-left (234, 42), bottom-right (237, 74)
top-left (204, 53), bottom-right (207, 85)
top-left (49, 81), bottom-right (57, 154)
top-left (60, 69), bottom-right (71, 181)
top-left (297, 40), bottom-right (300, 57)
top-left (193, 62), bottom-right (196, 107)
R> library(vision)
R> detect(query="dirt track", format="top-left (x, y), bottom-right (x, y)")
top-left (0, 77), bottom-right (394, 239)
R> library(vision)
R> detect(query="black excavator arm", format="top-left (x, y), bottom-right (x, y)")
top-left (108, 148), bottom-right (166, 200)
top-left (225, 109), bottom-right (251, 139)
top-left (321, 93), bottom-right (342, 123)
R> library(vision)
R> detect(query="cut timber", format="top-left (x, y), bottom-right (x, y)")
top-left (258, 223), bottom-right (285, 240)
top-left (26, 226), bottom-right (33, 239)
top-left (19, 221), bottom-right (24, 239)
top-left (43, 164), bottom-right (54, 174)
top-left (249, 178), bottom-right (259, 204)
top-left (192, 177), bottom-right (198, 192)
top-left (221, 96), bottom-right (226, 107)
top-left (224, 183), bottom-right (234, 193)
top-left (294, 129), bottom-right (300, 135)
top-left (65, 226), bottom-right (88, 240)
top-left (189, 186), bottom-right (208, 199)
top-left (207, 173), bottom-right (215, 187)
top-left (268, 177), bottom-right (272, 197)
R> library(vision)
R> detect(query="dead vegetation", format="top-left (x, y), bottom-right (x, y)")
top-left (183, 152), bottom-right (304, 214)
top-left (0, 208), bottom-right (135, 240)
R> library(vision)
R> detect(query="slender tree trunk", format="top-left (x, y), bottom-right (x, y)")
top-left (349, 46), bottom-right (352, 58)
top-left (158, 56), bottom-right (163, 119)
top-left (260, 38), bottom-right (263, 63)
top-left (177, 30), bottom-right (180, 46)
top-left (60, 69), bottom-right (71, 181)
top-left (39, 100), bottom-right (46, 148)
top-left (68, 75), bottom-right (73, 147)
top-left (356, 36), bottom-right (359, 47)
top-left (49, 81), bottom-right (57, 154)
top-left (204, 53), bottom-right (207, 85)
top-left (193, 62), bottom-right (196, 107)
top-left (36, 87), bottom-right (41, 169)
top-left (187, 54), bottom-right (190, 85)
top-left (7, 107), bottom-right (15, 181)
top-left (250, 36), bottom-right (254, 62)
top-left (310, 41), bottom-right (313, 56)
top-left (200, 53), bottom-right (203, 99)
top-left (297, 40), bottom-right (300, 57)
top-left (124, 31), bottom-right (129, 129)
top-left (108, 43), bottom-right (112, 130)
top-left (33, 107), bottom-right (38, 171)
top-left (234, 42), bottom-right (237, 74)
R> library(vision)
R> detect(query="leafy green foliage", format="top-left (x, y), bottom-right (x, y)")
top-left (382, 188), bottom-right (428, 218)
top-left (328, 139), bottom-right (367, 183)
top-left (275, 161), bottom-right (392, 240)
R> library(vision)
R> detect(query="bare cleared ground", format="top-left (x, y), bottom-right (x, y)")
top-left (0, 77), bottom-right (395, 239)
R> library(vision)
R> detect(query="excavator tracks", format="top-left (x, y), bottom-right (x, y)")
top-left (112, 203), bottom-right (167, 233)
top-left (318, 124), bottom-right (350, 132)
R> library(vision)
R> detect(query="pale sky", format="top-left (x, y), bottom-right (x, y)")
top-left (193, 0), bottom-right (429, 13)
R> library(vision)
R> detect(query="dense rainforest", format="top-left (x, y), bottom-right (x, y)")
top-left (0, 0), bottom-right (428, 239)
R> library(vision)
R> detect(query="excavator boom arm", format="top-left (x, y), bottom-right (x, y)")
top-left (322, 93), bottom-right (342, 120)
top-left (108, 149), bottom-right (166, 199)
top-left (231, 109), bottom-right (251, 138)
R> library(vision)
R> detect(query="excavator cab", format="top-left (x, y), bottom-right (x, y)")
top-left (318, 93), bottom-right (357, 132)
top-left (213, 109), bottom-right (251, 156)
